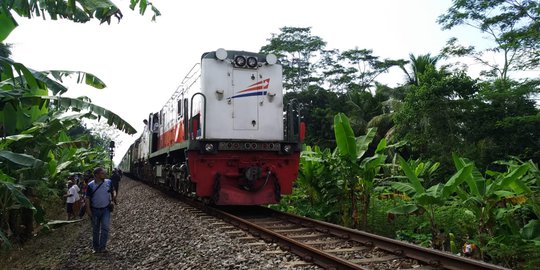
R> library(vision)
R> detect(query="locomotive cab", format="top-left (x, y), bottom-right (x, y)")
top-left (129, 49), bottom-right (301, 205)
top-left (184, 49), bottom-right (301, 205)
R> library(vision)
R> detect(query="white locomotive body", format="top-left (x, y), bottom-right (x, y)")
top-left (121, 49), bottom-right (302, 205)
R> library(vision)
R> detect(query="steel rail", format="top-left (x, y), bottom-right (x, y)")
top-left (261, 207), bottom-right (509, 270)
top-left (206, 205), bottom-right (368, 270)
top-left (174, 194), bottom-right (508, 270)
top-left (176, 196), bottom-right (365, 269)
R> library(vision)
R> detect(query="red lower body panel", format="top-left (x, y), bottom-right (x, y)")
top-left (187, 151), bottom-right (299, 205)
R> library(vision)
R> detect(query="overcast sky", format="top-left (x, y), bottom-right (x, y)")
top-left (7, 0), bottom-right (489, 164)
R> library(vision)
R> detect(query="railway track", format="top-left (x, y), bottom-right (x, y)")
top-left (176, 195), bottom-right (509, 270)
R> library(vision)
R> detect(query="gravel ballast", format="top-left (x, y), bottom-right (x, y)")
top-left (53, 177), bottom-right (321, 270)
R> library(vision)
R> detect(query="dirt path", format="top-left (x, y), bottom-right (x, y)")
top-left (1, 211), bottom-right (90, 269)
top-left (1, 178), bottom-right (313, 270)
top-left (1, 182), bottom-right (120, 270)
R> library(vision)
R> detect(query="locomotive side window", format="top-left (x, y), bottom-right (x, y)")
top-left (177, 99), bottom-right (182, 117)
top-left (159, 109), bottom-right (163, 128)
top-left (183, 98), bottom-right (188, 139)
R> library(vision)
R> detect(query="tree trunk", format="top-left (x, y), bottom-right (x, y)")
top-left (20, 207), bottom-right (33, 241)
top-left (350, 187), bottom-right (358, 228)
top-left (361, 193), bottom-right (370, 231)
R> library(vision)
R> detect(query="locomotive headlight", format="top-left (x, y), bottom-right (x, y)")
top-left (266, 54), bottom-right (277, 65)
top-left (216, 48), bottom-right (228, 60)
top-left (283, 144), bottom-right (292, 154)
top-left (234, 55), bottom-right (246, 67)
top-left (247, 57), bottom-right (258, 68)
top-left (204, 143), bottom-right (215, 152)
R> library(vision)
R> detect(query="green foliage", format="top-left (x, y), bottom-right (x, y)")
top-left (0, 55), bottom-right (136, 135)
top-left (394, 69), bottom-right (478, 170)
top-left (271, 145), bottom-right (342, 222)
top-left (400, 53), bottom-right (441, 86)
top-left (449, 233), bottom-right (458, 254)
top-left (262, 8), bottom-right (538, 266)
top-left (394, 67), bottom-right (539, 173)
top-left (328, 48), bottom-right (407, 92)
top-left (438, 0), bottom-right (540, 80)
top-left (285, 112), bottom-right (539, 266)
top-left (396, 229), bottom-right (432, 247)
top-left (388, 155), bottom-right (474, 248)
top-left (0, 150), bottom-right (44, 167)
top-left (1, 0), bottom-right (160, 30)
top-left (435, 206), bottom-right (477, 244)
top-left (333, 113), bottom-right (357, 159)
top-left (262, 27), bottom-right (404, 150)
top-left (275, 114), bottom-right (395, 230)
top-left (260, 27), bottom-right (326, 92)
top-left (0, 109), bottom-right (116, 248)
top-left (0, 0), bottom-right (153, 249)
top-left (0, 6), bottom-right (17, 42)
top-left (521, 220), bottom-right (540, 240)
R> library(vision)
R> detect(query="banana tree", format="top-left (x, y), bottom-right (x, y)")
top-left (0, 149), bottom-right (44, 249)
top-left (520, 161), bottom-right (540, 244)
top-left (454, 156), bottom-right (529, 231)
top-left (452, 155), bottom-right (533, 250)
top-left (0, 0), bottom-right (160, 249)
top-left (333, 113), bottom-right (390, 229)
top-left (0, 0), bottom-right (160, 41)
top-left (297, 146), bottom-right (329, 205)
top-left (0, 55), bottom-right (136, 135)
top-left (278, 145), bottom-right (342, 220)
top-left (0, 40), bottom-right (134, 249)
top-left (387, 155), bottom-right (473, 248)
top-left (0, 111), bottom-right (119, 248)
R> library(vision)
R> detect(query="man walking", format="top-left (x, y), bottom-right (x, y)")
top-left (111, 168), bottom-right (121, 194)
top-left (86, 167), bottom-right (116, 253)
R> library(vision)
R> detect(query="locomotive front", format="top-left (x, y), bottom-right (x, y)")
top-left (187, 49), bottom-right (302, 205)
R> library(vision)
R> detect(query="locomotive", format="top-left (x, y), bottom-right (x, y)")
top-left (119, 49), bottom-right (303, 205)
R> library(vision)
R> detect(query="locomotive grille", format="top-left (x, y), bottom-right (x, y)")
top-left (218, 142), bottom-right (281, 151)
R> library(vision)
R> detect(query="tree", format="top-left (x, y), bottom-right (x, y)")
top-left (0, 0), bottom-right (157, 248)
top-left (394, 68), bottom-right (478, 169)
top-left (337, 48), bottom-right (406, 91)
top-left (462, 79), bottom-right (540, 165)
top-left (438, 0), bottom-right (540, 81)
top-left (436, 1), bottom-right (540, 169)
top-left (451, 155), bottom-right (538, 260)
top-left (1, 0), bottom-right (160, 29)
top-left (388, 155), bottom-right (472, 249)
top-left (0, 43), bottom-right (11, 57)
top-left (400, 53), bottom-right (441, 85)
top-left (260, 27), bottom-right (326, 92)
top-left (262, 27), bottom-right (407, 150)
top-left (283, 87), bottom-right (338, 148)
top-left (334, 114), bottom-right (395, 229)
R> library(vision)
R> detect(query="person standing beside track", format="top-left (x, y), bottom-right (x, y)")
top-left (86, 167), bottom-right (117, 253)
top-left (111, 168), bottom-right (121, 194)
top-left (64, 180), bottom-right (79, 220)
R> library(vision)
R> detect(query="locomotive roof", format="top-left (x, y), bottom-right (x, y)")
top-left (201, 50), bottom-right (269, 62)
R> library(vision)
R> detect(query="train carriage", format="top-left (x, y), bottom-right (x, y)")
top-left (122, 49), bottom-right (303, 205)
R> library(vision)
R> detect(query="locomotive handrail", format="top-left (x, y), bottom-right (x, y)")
top-left (286, 99), bottom-right (301, 142)
top-left (181, 63), bottom-right (201, 86)
top-left (168, 64), bottom-right (201, 110)
top-left (190, 92), bottom-right (207, 140)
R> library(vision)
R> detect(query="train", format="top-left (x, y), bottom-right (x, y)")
top-left (118, 49), bottom-right (303, 205)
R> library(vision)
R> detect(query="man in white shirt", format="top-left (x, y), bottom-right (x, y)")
top-left (64, 180), bottom-right (80, 220)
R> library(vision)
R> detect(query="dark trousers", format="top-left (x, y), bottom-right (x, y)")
top-left (112, 180), bottom-right (120, 194)
top-left (91, 207), bottom-right (110, 251)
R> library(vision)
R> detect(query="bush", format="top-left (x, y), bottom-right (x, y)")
top-left (367, 198), bottom-right (425, 237)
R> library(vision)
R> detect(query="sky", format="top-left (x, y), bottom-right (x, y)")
top-left (6, 0), bottom-right (490, 164)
